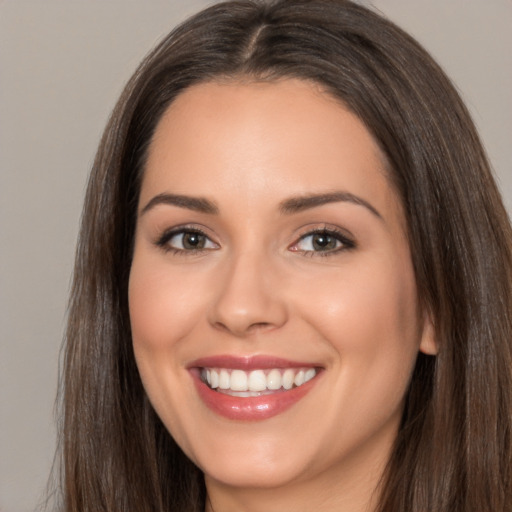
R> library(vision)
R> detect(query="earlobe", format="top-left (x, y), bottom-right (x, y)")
top-left (419, 313), bottom-right (438, 355)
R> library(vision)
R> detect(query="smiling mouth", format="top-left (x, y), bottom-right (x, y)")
top-left (200, 367), bottom-right (318, 396)
top-left (191, 357), bottom-right (322, 420)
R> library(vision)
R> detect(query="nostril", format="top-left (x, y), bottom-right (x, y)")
top-left (247, 322), bottom-right (274, 332)
top-left (208, 278), bottom-right (288, 335)
top-left (212, 320), bottom-right (274, 336)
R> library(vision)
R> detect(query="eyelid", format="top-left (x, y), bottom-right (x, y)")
top-left (154, 224), bottom-right (219, 253)
top-left (153, 223), bottom-right (354, 256)
top-left (288, 225), bottom-right (356, 255)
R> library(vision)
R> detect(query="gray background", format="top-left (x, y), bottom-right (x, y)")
top-left (1, 1), bottom-right (510, 511)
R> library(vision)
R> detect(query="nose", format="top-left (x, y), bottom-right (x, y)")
top-left (208, 250), bottom-right (288, 337)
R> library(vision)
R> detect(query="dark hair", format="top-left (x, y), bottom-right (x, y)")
top-left (56, 1), bottom-right (512, 510)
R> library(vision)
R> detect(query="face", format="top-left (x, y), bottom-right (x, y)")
top-left (129, 79), bottom-right (435, 497)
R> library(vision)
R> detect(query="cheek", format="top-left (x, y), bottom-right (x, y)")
top-left (303, 254), bottom-right (418, 335)
top-left (127, 255), bottom-right (207, 449)
top-left (297, 251), bottom-right (421, 389)
top-left (298, 257), bottom-right (421, 445)
top-left (128, 257), bottom-right (208, 350)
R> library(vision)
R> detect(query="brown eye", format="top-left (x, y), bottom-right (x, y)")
top-left (182, 232), bottom-right (207, 249)
top-left (311, 233), bottom-right (338, 251)
top-left (161, 229), bottom-right (218, 252)
top-left (290, 229), bottom-right (355, 255)
top-left (295, 232), bottom-right (342, 252)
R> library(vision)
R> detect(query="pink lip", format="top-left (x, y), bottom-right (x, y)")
top-left (188, 355), bottom-right (322, 421)
top-left (189, 354), bottom-right (316, 370)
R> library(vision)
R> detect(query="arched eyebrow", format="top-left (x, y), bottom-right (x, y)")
top-left (279, 191), bottom-right (382, 219)
top-left (140, 191), bottom-right (382, 219)
top-left (140, 193), bottom-right (219, 215)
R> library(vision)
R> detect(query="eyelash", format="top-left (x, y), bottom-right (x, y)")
top-left (155, 226), bottom-right (216, 256)
top-left (154, 225), bottom-right (356, 257)
top-left (291, 227), bottom-right (356, 257)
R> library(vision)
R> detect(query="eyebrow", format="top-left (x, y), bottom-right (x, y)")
top-left (140, 193), bottom-right (219, 215)
top-left (279, 191), bottom-right (382, 219)
top-left (140, 190), bottom-right (382, 219)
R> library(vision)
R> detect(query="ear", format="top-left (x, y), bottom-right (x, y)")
top-left (418, 311), bottom-right (438, 355)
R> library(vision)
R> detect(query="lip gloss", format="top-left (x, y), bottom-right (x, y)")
top-left (189, 355), bottom-right (321, 421)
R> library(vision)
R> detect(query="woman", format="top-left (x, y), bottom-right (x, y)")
top-left (56, 0), bottom-right (512, 510)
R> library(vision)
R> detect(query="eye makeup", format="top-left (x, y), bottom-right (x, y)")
top-left (289, 226), bottom-right (356, 257)
top-left (154, 225), bottom-right (219, 255)
top-left (152, 221), bottom-right (356, 259)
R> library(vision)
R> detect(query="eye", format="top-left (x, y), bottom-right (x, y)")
top-left (156, 228), bottom-right (218, 253)
top-left (290, 228), bottom-right (355, 255)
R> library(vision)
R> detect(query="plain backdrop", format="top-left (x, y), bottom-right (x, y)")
top-left (1, 1), bottom-right (510, 511)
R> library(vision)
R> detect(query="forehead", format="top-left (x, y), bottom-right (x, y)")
top-left (141, 78), bottom-right (403, 226)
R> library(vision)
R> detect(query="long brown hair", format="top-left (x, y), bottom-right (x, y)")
top-left (55, 1), bottom-right (512, 510)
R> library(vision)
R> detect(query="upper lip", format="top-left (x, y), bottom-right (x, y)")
top-left (188, 355), bottom-right (321, 370)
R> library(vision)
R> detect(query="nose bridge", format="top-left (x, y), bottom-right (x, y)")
top-left (209, 244), bottom-right (287, 336)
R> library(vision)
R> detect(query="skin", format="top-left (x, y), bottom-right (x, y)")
top-left (129, 79), bottom-right (436, 512)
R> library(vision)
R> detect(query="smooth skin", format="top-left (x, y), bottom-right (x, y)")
top-left (129, 79), bottom-right (437, 512)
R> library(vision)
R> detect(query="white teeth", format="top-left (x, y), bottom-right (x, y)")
top-left (201, 367), bottom-right (318, 394)
top-left (248, 369), bottom-right (267, 391)
top-left (219, 369), bottom-right (230, 389)
top-left (282, 369), bottom-right (295, 390)
top-left (230, 391), bottom-right (266, 397)
top-left (230, 370), bottom-right (248, 391)
top-left (267, 369), bottom-right (282, 390)
top-left (210, 369), bottom-right (219, 389)
top-left (305, 368), bottom-right (316, 383)
top-left (294, 370), bottom-right (305, 387)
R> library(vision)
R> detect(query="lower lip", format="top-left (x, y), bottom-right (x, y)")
top-left (191, 370), bottom-right (320, 421)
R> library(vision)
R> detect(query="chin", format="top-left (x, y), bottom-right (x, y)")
top-left (202, 455), bottom-right (308, 490)
top-left (183, 424), bottom-right (327, 491)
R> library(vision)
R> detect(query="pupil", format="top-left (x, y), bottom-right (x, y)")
top-left (312, 233), bottom-right (336, 251)
top-left (183, 232), bottom-right (205, 249)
